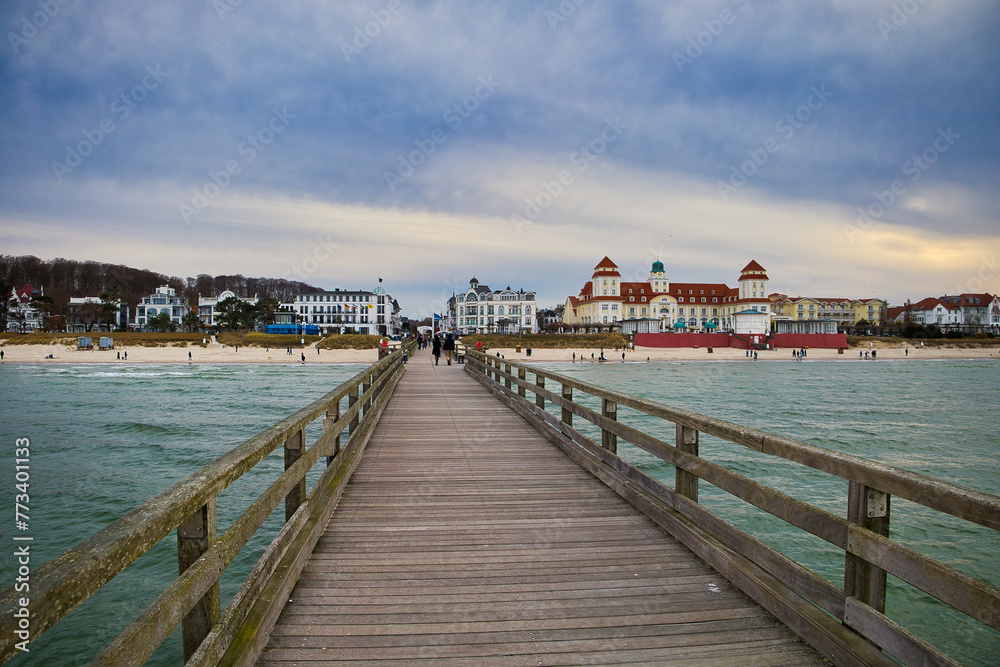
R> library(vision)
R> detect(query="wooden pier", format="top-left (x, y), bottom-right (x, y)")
top-left (259, 353), bottom-right (824, 665)
top-left (1, 343), bottom-right (997, 666)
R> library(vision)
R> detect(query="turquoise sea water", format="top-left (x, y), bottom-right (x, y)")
top-left (0, 359), bottom-right (997, 665)
top-left (0, 363), bottom-right (365, 666)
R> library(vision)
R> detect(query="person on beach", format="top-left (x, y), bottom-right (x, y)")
top-left (301, 352), bottom-right (305, 363)
top-left (0, 350), bottom-right (3, 361)
top-left (432, 335), bottom-right (441, 365)
top-left (443, 333), bottom-right (455, 365)
top-left (188, 351), bottom-right (192, 361)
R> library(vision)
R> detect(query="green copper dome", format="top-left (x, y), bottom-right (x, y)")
top-left (651, 260), bottom-right (665, 272)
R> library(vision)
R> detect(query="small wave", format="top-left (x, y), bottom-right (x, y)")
top-left (101, 422), bottom-right (178, 436)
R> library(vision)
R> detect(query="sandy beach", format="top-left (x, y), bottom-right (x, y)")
top-left (1, 341), bottom-right (997, 364)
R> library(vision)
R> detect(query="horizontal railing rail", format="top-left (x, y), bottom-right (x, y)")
top-left (466, 349), bottom-right (999, 667)
top-left (0, 349), bottom-right (408, 666)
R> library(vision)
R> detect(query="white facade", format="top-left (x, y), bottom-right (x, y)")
top-left (198, 290), bottom-right (258, 327)
top-left (452, 278), bottom-right (538, 335)
top-left (294, 285), bottom-right (401, 336)
top-left (133, 286), bottom-right (191, 329)
top-left (5, 284), bottom-right (44, 333)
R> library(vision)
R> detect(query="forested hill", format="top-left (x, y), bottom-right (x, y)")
top-left (0, 255), bottom-right (320, 309)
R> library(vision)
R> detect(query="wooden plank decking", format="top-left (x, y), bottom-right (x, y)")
top-left (258, 350), bottom-right (827, 665)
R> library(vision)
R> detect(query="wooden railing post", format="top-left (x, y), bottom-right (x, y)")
top-left (518, 368), bottom-right (527, 399)
top-left (601, 398), bottom-right (617, 454)
top-left (535, 375), bottom-right (545, 411)
top-left (348, 384), bottom-right (359, 438)
top-left (324, 400), bottom-right (341, 466)
top-left (845, 481), bottom-right (890, 613)
top-left (284, 429), bottom-right (305, 521)
top-left (177, 500), bottom-right (219, 660)
top-left (675, 424), bottom-right (699, 502)
top-left (561, 384), bottom-right (573, 426)
top-left (504, 362), bottom-right (512, 391)
top-left (363, 371), bottom-right (373, 416)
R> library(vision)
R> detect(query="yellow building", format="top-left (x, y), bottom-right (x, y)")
top-left (770, 295), bottom-right (887, 327)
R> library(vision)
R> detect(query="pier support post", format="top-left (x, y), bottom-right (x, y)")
top-left (675, 424), bottom-right (699, 502)
top-left (845, 482), bottom-right (890, 613)
top-left (561, 384), bottom-right (573, 427)
top-left (504, 363), bottom-right (512, 391)
top-left (535, 375), bottom-right (545, 411)
top-left (284, 429), bottom-right (306, 521)
top-left (177, 500), bottom-right (219, 661)
top-left (601, 399), bottom-right (617, 454)
top-left (518, 368), bottom-right (527, 399)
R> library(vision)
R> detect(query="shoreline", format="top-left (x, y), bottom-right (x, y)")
top-left (1, 342), bottom-right (997, 364)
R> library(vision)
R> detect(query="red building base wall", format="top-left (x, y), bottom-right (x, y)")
top-left (633, 332), bottom-right (849, 350)
top-left (770, 333), bottom-right (848, 349)
top-left (633, 332), bottom-right (740, 348)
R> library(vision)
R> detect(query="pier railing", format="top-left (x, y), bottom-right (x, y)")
top-left (0, 349), bottom-right (408, 666)
top-left (466, 350), bottom-right (1000, 667)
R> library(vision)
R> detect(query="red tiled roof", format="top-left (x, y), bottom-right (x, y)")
top-left (911, 297), bottom-right (958, 312)
top-left (670, 282), bottom-right (733, 297)
top-left (594, 256), bottom-right (618, 269)
top-left (741, 260), bottom-right (766, 273)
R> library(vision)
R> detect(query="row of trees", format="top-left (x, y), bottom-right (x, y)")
top-left (1, 255), bottom-right (319, 333)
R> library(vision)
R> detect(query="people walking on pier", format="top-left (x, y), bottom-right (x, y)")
top-left (432, 335), bottom-right (441, 365)
top-left (443, 334), bottom-right (455, 365)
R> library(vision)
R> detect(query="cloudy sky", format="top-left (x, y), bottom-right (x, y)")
top-left (1, 0), bottom-right (998, 316)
